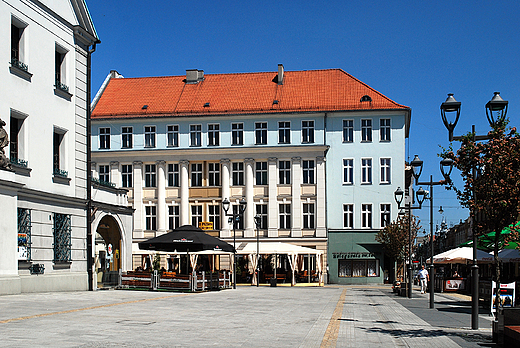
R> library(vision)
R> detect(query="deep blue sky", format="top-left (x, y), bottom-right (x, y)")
top-left (86, 1), bottom-right (520, 235)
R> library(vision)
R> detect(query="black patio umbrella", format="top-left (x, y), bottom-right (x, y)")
top-left (138, 225), bottom-right (234, 253)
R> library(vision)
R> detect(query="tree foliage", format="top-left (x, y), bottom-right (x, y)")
top-left (440, 120), bottom-right (520, 290)
top-left (376, 215), bottom-right (421, 263)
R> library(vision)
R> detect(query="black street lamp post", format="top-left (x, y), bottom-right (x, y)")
top-left (394, 160), bottom-right (426, 299)
top-left (440, 91), bottom-right (508, 330)
top-left (254, 215), bottom-right (261, 287)
top-left (413, 156), bottom-right (453, 309)
top-left (222, 197), bottom-right (247, 289)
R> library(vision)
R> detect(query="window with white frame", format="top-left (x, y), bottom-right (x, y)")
top-left (302, 120), bottom-right (314, 143)
top-left (303, 203), bottom-right (315, 229)
top-left (144, 164), bottom-right (156, 187)
top-left (362, 204), bottom-right (372, 228)
top-left (278, 121), bottom-right (290, 144)
top-left (168, 205), bottom-right (179, 230)
top-left (361, 158), bottom-right (372, 184)
top-left (145, 206), bottom-right (157, 230)
top-left (279, 160), bottom-right (291, 184)
top-left (208, 162), bottom-right (220, 186)
top-left (279, 203), bottom-right (291, 229)
top-left (343, 159), bottom-right (354, 184)
top-left (232, 162), bottom-right (244, 186)
top-left (208, 124), bottom-right (220, 146)
top-left (99, 128), bottom-right (110, 149)
top-left (9, 114), bottom-right (26, 163)
top-left (53, 129), bottom-right (66, 176)
top-left (256, 161), bottom-right (267, 185)
top-left (55, 45), bottom-right (68, 92)
top-left (343, 119), bottom-right (354, 143)
top-left (11, 18), bottom-right (28, 71)
top-left (255, 122), bottom-right (267, 145)
top-left (380, 158), bottom-right (391, 184)
top-left (361, 119), bottom-right (372, 142)
top-left (380, 204), bottom-right (391, 228)
top-left (256, 204), bottom-right (268, 229)
top-left (144, 126), bottom-right (156, 148)
top-left (191, 205), bottom-right (203, 227)
top-left (208, 204), bottom-right (220, 230)
top-left (380, 119), bottom-right (391, 141)
top-left (190, 124), bottom-right (202, 147)
top-left (122, 127), bottom-right (132, 149)
top-left (343, 204), bottom-right (354, 229)
top-left (191, 163), bottom-right (203, 187)
top-left (302, 160), bottom-right (315, 184)
top-left (338, 259), bottom-right (379, 277)
top-left (122, 164), bottom-right (132, 188)
top-left (231, 123), bottom-right (243, 145)
top-left (98, 165), bottom-right (109, 183)
top-left (167, 125), bottom-right (179, 147)
top-left (168, 163), bottom-right (179, 187)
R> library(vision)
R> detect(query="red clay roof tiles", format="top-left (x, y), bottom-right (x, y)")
top-left (91, 69), bottom-right (409, 119)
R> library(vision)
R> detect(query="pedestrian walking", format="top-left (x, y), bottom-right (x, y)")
top-left (417, 265), bottom-right (429, 294)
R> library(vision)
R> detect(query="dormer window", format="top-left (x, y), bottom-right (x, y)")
top-left (360, 95), bottom-right (372, 102)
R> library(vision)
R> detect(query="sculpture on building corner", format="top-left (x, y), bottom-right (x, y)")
top-left (0, 118), bottom-right (12, 169)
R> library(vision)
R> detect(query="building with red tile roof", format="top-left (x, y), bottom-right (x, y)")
top-left (91, 65), bottom-right (411, 285)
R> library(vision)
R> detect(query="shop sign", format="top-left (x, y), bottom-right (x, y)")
top-left (199, 221), bottom-right (213, 230)
top-left (332, 252), bottom-right (375, 259)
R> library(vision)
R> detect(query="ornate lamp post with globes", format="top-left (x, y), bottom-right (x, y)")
top-left (411, 156), bottom-right (453, 308)
top-left (394, 158), bottom-right (427, 298)
top-left (222, 197), bottom-right (247, 289)
top-left (439, 91), bottom-right (508, 330)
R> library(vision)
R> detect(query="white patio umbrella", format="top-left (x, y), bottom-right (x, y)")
top-left (427, 247), bottom-right (494, 264)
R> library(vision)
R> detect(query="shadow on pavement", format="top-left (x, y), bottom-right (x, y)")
top-left (362, 327), bottom-right (495, 346)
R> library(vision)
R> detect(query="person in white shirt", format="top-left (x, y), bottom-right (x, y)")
top-left (417, 265), bottom-right (429, 294)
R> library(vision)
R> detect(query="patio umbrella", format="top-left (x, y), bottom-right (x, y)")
top-left (428, 247), bottom-right (494, 264)
top-left (138, 225), bottom-right (234, 253)
top-left (498, 248), bottom-right (520, 262)
top-left (458, 222), bottom-right (520, 251)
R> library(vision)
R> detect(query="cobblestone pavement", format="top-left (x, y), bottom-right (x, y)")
top-left (0, 286), bottom-right (494, 347)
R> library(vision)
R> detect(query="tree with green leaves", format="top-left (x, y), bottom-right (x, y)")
top-left (440, 119), bottom-right (520, 304)
top-left (376, 215), bottom-right (422, 279)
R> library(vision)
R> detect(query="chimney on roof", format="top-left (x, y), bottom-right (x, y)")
top-left (278, 64), bottom-right (284, 85)
top-left (186, 69), bottom-right (204, 84)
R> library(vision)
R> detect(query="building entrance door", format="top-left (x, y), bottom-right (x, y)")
top-left (95, 215), bottom-right (122, 288)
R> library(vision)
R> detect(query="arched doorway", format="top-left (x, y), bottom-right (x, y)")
top-left (95, 215), bottom-right (122, 288)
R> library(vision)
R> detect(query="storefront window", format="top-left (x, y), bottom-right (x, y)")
top-left (338, 259), bottom-right (379, 277)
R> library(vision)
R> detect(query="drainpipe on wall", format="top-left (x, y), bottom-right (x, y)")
top-left (86, 42), bottom-right (97, 291)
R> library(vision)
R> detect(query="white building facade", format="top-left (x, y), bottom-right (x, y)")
top-left (91, 67), bottom-right (410, 283)
top-left (0, 0), bottom-right (99, 294)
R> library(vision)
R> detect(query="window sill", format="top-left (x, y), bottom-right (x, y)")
top-left (342, 183), bottom-right (353, 186)
top-left (9, 65), bottom-right (33, 82)
top-left (360, 140), bottom-right (373, 143)
top-left (122, 146), bottom-right (134, 149)
top-left (144, 146), bottom-right (156, 149)
top-left (379, 140), bottom-right (391, 143)
top-left (361, 182), bottom-right (372, 185)
top-left (53, 174), bottom-right (71, 185)
top-left (53, 262), bottom-right (71, 270)
top-left (342, 141), bottom-right (354, 144)
top-left (166, 145), bottom-right (178, 148)
top-left (12, 163), bottom-right (32, 176)
top-left (54, 87), bottom-right (73, 101)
